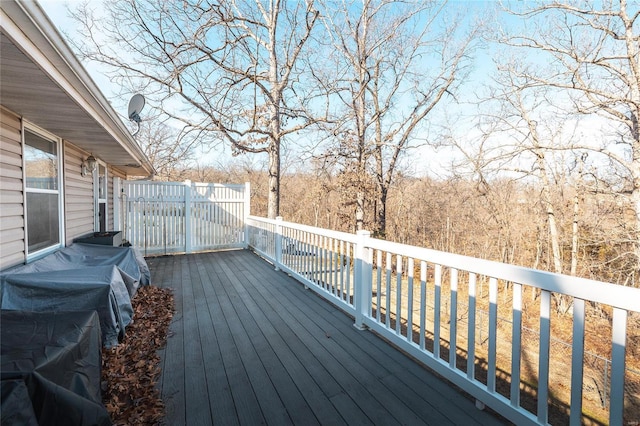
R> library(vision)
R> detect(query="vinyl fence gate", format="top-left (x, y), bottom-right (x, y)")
top-left (122, 181), bottom-right (250, 255)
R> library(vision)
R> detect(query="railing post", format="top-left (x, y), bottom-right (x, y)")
top-left (354, 230), bottom-right (372, 330)
top-left (184, 180), bottom-right (192, 254)
top-left (274, 216), bottom-right (283, 271)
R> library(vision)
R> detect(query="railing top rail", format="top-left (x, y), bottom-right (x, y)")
top-left (247, 216), bottom-right (358, 243)
top-left (366, 237), bottom-right (640, 312)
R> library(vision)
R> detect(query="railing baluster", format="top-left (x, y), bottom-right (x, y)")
top-left (396, 255), bottom-right (403, 335)
top-left (407, 258), bottom-right (414, 342)
top-left (434, 264), bottom-right (442, 359)
top-left (488, 277), bottom-right (498, 393)
top-left (327, 238), bottom-right (339, 297)
top-left (376, 250), bottom-right (382, 322)
top-left (511, 283), bottom-right (522, 408)
top-left (324, 236), bottom-right (330, 290)
top-left (450, 268), bottom-right (458, 369)
top-left (569, 298), bottom-right (585, 426)
top-left (537, 290), bottom-right (551, 424)
top-left (339, 240), bottom-right (344, 300)
top-left (306, 231), bottom-right (312, 281)
top-left (610, 307), bottom-right (627, 426)
top-left (386, 252), bottom-right (392, 328)
top-left (346, 243), bottom-right (352, 304)
top-left (420, 261), bottom-right (427, 351)
top-left (320, 235), bottom-right (326, 289)
top-left (333, 238), bottom-right (339, 297)
top-left (301, 231), bottom-right (307, 278)
top-left (313, 233), bottom-right (319, 285)
top-left (327, 237), bottom-right (332, 293)
top-left (467, 273), bottom-right (476, 381)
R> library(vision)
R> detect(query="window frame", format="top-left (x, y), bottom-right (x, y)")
top-left (22, 121), bottom-right (65, 261)
top-left (94, 160), bottom-right (108, 232)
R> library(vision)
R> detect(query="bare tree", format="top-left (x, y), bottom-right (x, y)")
top-left (70, 0), bottom-right (320, 218)
top-left (134, 120), bottom-right (199, 181)
top-left (497, 0), bottom-right (640, 279)
top-left (319, 0), bottom-right (478, 235)
top-left (448, 61), bottom-right (584, 278)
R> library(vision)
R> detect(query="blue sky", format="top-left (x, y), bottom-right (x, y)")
top-left (37, 0), bottom-right (612, 179)
top-left (34, 1), bottom-right (522, 175)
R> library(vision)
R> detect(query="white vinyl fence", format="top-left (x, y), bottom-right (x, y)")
top-left (123, 181), bottom-right (249, 255)
top-left (246, 215), bottom-right (640, 426)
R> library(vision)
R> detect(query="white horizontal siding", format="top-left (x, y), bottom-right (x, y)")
top-left (0, 108), bottom-right (24, 269)
top-left (63, 142), bottom-right (94, 244)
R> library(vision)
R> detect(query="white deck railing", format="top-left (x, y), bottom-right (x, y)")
top-left (246, 215), bottom-right (640, 426)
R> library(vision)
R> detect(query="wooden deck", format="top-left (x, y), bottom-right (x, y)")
top-left (148, 250), bottom-right (507, 425)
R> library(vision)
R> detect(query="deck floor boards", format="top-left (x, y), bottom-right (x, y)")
top-left (148, 250), bottom-right (507, 426)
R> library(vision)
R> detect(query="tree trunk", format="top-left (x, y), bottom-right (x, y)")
top-left (632, 158), bottom-right (640, 284)
top-left (376, 186), bottom-right (388, 238)
top-left (631, 111), bottom-right (640, 284)
top-left (355, 189), bottom-right (365, 231)
top-left (570, 186), bottom-right (580, 276)
top-left (267, 138), bottom-right (280, 219)
top-left (267, 6), bottom-right (281, 220)
top-left (536, 153), bottom-right (562, 274)
top-left (570, 155), bottom-right (585, 276)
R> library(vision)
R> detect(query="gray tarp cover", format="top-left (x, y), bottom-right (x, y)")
top-left (1, 310), bottom-right (111, 426)
top-left (0, 243), bottom-right (151, 347)
top-left (2, 243), bottom-right (150, 296)
top-left (1, 265), bottom-right (133, 348)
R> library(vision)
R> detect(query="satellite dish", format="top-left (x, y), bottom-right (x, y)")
top-left (128, 94), bottom-right (145, 123)
top-left (127, 94), bottom-right (145, 136)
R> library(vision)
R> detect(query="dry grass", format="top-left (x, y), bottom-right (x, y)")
top-left (370, 269), bottom-right (640, 425)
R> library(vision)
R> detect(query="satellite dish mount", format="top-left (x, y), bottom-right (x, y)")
top-left (128, 94), bottom-right (146, 136)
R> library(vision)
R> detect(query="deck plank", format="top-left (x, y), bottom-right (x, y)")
top-left (240, 253), bottom-right (491, 425)
top-left (159, 255), bottom-right (186, 424)
top-left (192, 255), bottom-right (239, 425)
top-left (198, 255), bottom-right (267, 426)
top-left (183, 255), bottom-right (213, 425)
top-left (219, 252), bottom-right (414, 425)
top-left (229, 251), bottom-right (464, 425)
top-left (150, 250), bottom-right (507, 426)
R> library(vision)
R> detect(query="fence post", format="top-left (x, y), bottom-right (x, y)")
top-left (242, 182), bottom-right (251, 249)
top-left (184, 180), bottom-right (192, 254)
top-left (243, 182), bottom-right (251, 249)
top-left (354, 230), bottom-right (372, 330)
top-left (274, 216), bottom-right (283, 271)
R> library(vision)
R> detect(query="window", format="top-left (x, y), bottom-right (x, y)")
top-left (24, 127), bottom-right (63, 255)
top-left (96, 162), bottom-right (107, 232)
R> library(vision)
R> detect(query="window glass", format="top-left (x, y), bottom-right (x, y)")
top-left (98, 164), bottom-right (107, 199)
top-left (26, 192), bottom-right (60, 252)
top-left (24, 128), bottom-right (61, 254)
top-left (25, 131), bottom-right (58, 190)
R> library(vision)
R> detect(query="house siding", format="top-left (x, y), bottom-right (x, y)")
top-left (0, 108), bottom-right (25, 270)
top-left (64, 142), bottom-right (94, 245)
top-left (0, 111), bottom-right (130, 268)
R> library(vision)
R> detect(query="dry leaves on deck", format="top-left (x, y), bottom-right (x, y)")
top-left (102, 285), bottom-right (174, 425)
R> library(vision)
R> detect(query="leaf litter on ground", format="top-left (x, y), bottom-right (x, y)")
top-left (101, 285), bottom-right (174, 425)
